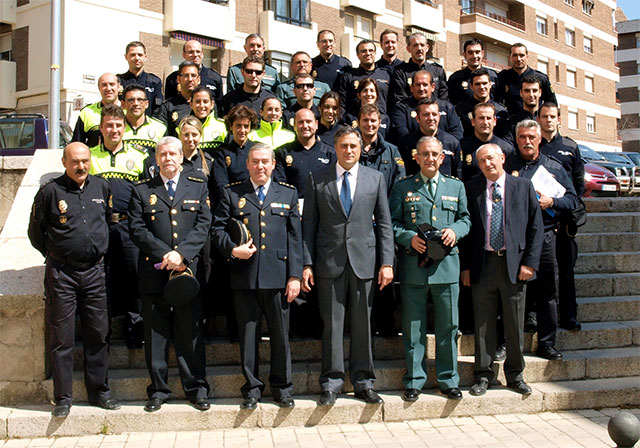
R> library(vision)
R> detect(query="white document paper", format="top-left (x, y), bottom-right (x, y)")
top-left (530, 165), bottom-right (566, 198)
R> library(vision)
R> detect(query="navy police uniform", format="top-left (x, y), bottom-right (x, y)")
top-left (336, 66), bottom-right (392, 115)
top-left (390, 97), bottom-right (463, 143)
top-left (447, 66), bottom-right (498, 107)
top-left (28, 174), bottom-right (113, 407)
top-left (164, 66), bottom-right (224, 109)
top-left (273, 139), bottom-right (335, 198)
top-left (128, 174), bottom-right (212, 403)
top-left (455, 99), bottom-right (510, 141)
top-left (218, 87), bottom-right (276, 119)
top-left (496, 67), bottom-right (556, 115)
top-left (459, 134), bottom-right (515, 182)
top-left (311, 53), bottom-right (352, 90)
top-left (390, 59), bottom-right (448, 105)
top-left (117, 70), bottom-right (164, 116)
top-left (154, 95), bottom-right (192, 138)
top-left (398, 130), bottom-right (462, 178)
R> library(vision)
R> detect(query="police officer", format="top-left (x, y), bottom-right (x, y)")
top-left (211, 143), bottom-right (303, 409)
top-left (89, 104), bottom-right (149, 349)
top-left (376, 29), bottom-right (403, 70)
top-left (164, 40), bottom-right (223, 107)
top-left (155, 62), bottom-right (200, 137)
top-left (248, 97), bottom-right (296, 151)
top-left (508, 76), bottom-right (543, 139)
top-left (128, 136), bottom-right (212, 413)
top-left (389, 136), bottom-right (471, 402)
top-left (227, 34), bottom-right (280, 93)
top-left (311, 30), bottom-right (352, 90)
top-left (447, 39), bottom-right (498, 107)
top-left (274, 108), bottom-right (335, 198)
top-left (72, 73), bottom-right (121, 148)
top-left (28, 142), bottom-right (121, 417)
top-left (496, 43), bottom-right (556, 115)
top-left (122, 84), bottom-right (167, 155)
top-left (276, 51), bottom-right (332, 108)
top-left (390, 33), bottom-right (448, 105)
top-left (538, 102), bottom-right (584, 331)
top-left (117, 41), bottom-right (163, 116)
top-left (218, 56), bottom-right (277, 119)
top-left (282, 74), bottom-right (321, 131)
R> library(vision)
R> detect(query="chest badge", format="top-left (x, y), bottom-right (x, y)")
top-left (465, 154), bottom-right (473, 165)
top-left (126, 159), bottom-right (135, 170)
top-left (59, 215), bottom-right (67, 224)
top-left (512, 170), bottom-right (519, 177)
top-left (225, 155), bottom-right (232, 167)
top-left (238, 198), bottom-right (246, 209)
top-left (149, 194), bottom-right (157, 205)
top-left (171, 111), bottom-right (179, 122)
top-left (312, 70), bottom-right (317, 78)
top-left (285, 154), bottom-right (293, 166)
top-left (411, 148), bottom-right (417, 160)
top-left (462, 81), bottom-right (468, 89)
top-left (58, 200), bottom-right (68, 214)
top-left (353, 80), bottom-right (359, 89)
top-left (410, 110), bottom-right (417, 118)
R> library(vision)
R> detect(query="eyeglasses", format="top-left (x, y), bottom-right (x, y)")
top-left (125, 97), bottom-right (147, 104)
top-left (295, 83), bottom-right (314, 90)
top-left (244, 69), bottom-right (264, 76)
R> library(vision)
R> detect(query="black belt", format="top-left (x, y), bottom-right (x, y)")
top-left (48, 253), bottom-right (103, 270)
top-left (111, 212), bottom-right (128, 223)
top-left (486, 249), bottom-right (506, 257)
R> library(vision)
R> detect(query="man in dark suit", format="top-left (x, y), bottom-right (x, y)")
top-left (211, 143), bottom-right (303, 410)
top-left (302, 127), bottom-right (395, 406)
top-left (128, 136), bottom-right (212, 412)
top-left (461, 143), bottom-right (543, 396)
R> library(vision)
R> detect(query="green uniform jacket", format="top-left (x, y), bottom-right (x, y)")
top-left (390, 173), bottom-right (471, 285)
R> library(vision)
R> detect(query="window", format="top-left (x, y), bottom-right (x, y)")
top-left (586, 115), bottom-right (595, 133)
top-left (536, 16), bottom-right (548, 36)
top-left (584, 36), bottom-right (593, 53)
top-left (582, 0), bottom-right (594, 15)
top-left (568, 111), bottom-right (578, 129)
top-left (565, 29), bottom-right (575, 46)
top-left (567, 67), bottom-right (577, 88)
top-left (266, 51), bottom-right (290, 81)
top-left (564, 0), bottom-right (574, 6)
top-left (538, 60), bottom-right (549, 75)
top-left (344, 13), bottom-right (372, 39)
top-left (585, 73), bottom-right (594, 93)
top-left (460, 0), bottom-right (473, 11)
top-left (264, 0), bottom-right (311, 27)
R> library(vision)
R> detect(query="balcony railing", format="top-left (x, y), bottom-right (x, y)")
top-left (481, 58), bottom-right (509, 71)
top-left (461, 6), bottom-right (525, 31)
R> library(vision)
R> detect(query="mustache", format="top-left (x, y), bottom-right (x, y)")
top-left (75, 169), bottom-right (87, 175)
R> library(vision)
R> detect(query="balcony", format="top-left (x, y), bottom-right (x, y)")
top-left (403, 0), bottom-right (444, 35)
top-left (340, 0), bottom-right (386, 16)
top-left (0, 0), bottom-right (16, 26)
top-left (164, 0), bottom-right (233, 42)
top-left (460, 5), bottom-right (525, 36)
top-left (0, 60), bottom-right (16, 109)
top-left (259, 10), bottom-right (318, 56)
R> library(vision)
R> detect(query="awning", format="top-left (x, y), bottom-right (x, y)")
top-left (169, 32), bottom-right (225, 49)
top-left (406, 27), bottom-right (438, 42)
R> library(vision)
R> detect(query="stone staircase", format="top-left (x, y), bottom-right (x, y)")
top-left (2, 197), bottom-right (638, 438)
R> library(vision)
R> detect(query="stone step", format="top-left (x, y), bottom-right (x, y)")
top-left (10, 377), bottom-right (640, 438)
top-left (577, 232), bottom-right (640, 253)
top-left (584, 197), bottom-right (640, 213)
top-left (575, 272), bottom-right (640, 297)
top-left (56, 343), bottom-right (640, 402)
top-left (575, 251), bottom-right (640, 274)
top-left (578, 296), bottom-right (640, 322)
top-left (580, 212), bottom-right (639, 234)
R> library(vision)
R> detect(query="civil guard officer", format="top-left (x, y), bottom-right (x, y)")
top-left (28, 142), bottom-right (121, 417)
top-left (128, 136), bottom-right (212, 413)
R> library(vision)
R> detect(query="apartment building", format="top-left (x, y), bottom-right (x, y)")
top-left (0, 0), bottom-right (620, 150)
top-left (616, 16), bottom-right (640, 152)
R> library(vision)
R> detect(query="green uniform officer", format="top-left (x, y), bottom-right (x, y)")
top-left (389, 135), bottom-right (470, 402)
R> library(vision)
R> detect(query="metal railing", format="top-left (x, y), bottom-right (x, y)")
top-left (460, 6), bottom-right (525, 31)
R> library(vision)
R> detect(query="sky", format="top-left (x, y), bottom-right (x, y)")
top-left (617, 0), bottom-right (640, 20)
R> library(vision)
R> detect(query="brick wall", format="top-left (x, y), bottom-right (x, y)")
top-left (236, 0), bottom-right (262, 35)
top-left (13, 27), bottom-right (28, 92)
top-left (139, 32), bottom-right (170, 80)
top-left (139, 0), bottom-right (162, 14)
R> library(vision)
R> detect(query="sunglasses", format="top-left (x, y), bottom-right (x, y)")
top-left (295, 83), bottom-right (314, 90)
top-left (244, 69), bottom-right (264, 75)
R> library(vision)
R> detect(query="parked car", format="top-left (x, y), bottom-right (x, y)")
top-left (622, 152), bottom-right (640, 166)
top-left (619, 152), bottom-right (640, 194)
top-left (582, 161), bottom-right (620, 197)
top-left (597, 151), bottom-right (639, 193)
top-left (578, 145), bottom-right (631, 194)
top-left (0, 113), bottom-right (72, 156)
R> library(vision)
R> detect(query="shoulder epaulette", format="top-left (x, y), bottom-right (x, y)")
top-left (187, 176), bottom-right (204, 183)
top-left (428, 60), bottom-right (443, 68)
top-left (129, 143), bottom-right (147, 154)
top-left (278, 182), bottom-right (295, 189)
top-left (225, 181), bottom-right (242, 188)
top-left (135, 178), bottom-right (151, 185)
top-left (443, 174), bottom-right (462, 182)
top-left (147, 72), bottom-right (162, 82)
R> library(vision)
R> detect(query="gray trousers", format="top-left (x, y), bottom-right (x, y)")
top-left (471, 252), bottom-right (526, 384)
top-left (317, 262), bottom-right (375, 393)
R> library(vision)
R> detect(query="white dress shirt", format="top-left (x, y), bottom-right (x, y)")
top-left (250, 178), bottom-right (271, 201)
top-left (160, 172), bottom-right (180, 194)
top-left (336, 162), bottom-right (359, 202)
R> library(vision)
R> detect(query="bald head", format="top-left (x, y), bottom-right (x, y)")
top-left (183, 40), bottom-right (203, 66)
top-left (62, 143), bottom-right (91, 187)
top-left (476, 143), bottom-right (505, 181)
top-left (98, 73), bottom-right (120, 104)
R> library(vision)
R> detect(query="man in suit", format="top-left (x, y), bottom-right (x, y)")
top-left (302, 126), bottom-right (395, 406)
top-left (211, 143), bottom-right (303, 410)
top-left (460, 143), bottom-right (543, 396)
top-left (128, 136), bottom-right (212, 412)
top-left (389, 136), bottom-right (471, 402)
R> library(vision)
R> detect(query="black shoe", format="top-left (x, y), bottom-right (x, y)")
top-left (354, 389), bottom-right (383, 404)
top-left (52, 403), bottom-right (70, 417)
top-left (507, 380), bottom-right (532, 395)
top-left (91, 398), bottom-right (121, 410)
top-left (318, 391), bottom-right (337, 406)
top-left (524, 317), bottom-right (537, 333)
top-left (403, 388), bottom-right (420, 402)
top-left (442, 388), bottom-right (463, 400)
top-left (240, 397), bottom-right (259, 410)
top-left (191, 398), bottom-right (211, 411)
top-left (469, 379), bottom-right (490, 396)
top-left (493, 344), bottom-right (507, 362)
top-left (276, 397), bottom-right (295, 408)
top-left (560, 319), bottom-right (582, 331)
top-left (536, 345), bottom-right (563, 360)
top-left (144, 397), bottom-right (164, 413)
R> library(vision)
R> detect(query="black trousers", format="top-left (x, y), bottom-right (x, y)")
top-left (556, 226), bottom-right (579, 323)
top-left (141, 293), bottom-right (209, 401)
top-left (234, 289), bottom-right (293, 400)
top-left (526, 230), bottom-right (559, 347)
top-left (44, 258), bottom-right (111, 405)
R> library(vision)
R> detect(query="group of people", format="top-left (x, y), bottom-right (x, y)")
top-left (28, 28), bottom-right (584, 416)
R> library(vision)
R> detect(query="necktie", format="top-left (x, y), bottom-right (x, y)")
top-left (340, 172), bottom-right (352, 215)
top-left (428, 178), bottom-right (436, 198)
top-left (257, 185), bottom-right (265, 202)
top-left (167, 179), bottom-right (175, 199)
top-left (490, 183), bottom-right (504, 251)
